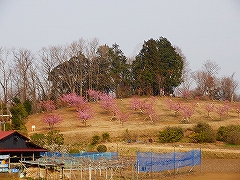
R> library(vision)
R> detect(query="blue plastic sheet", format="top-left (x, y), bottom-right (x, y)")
top-left (137, 150), bottom-right (201, 172)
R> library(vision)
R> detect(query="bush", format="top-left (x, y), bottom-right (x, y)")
top-left (217, 125), bottom-right (240, 145)
top-left (97, 144), bottom-right (107, 152)
top-left (102, 132), bottom-right (110, 142)
top-left (30, 133), bottom-right (46, 147)
top-left (226, 130), bottom-right (240, 145)
top-left (190, 122), bottom-right (216, 143)
top-left (45, 130), bottom-right (64, 146)
top-left (69, 148), bottom-right (80, 154)
top-left (159, 126), bottom-right (184, 143)
top-left (91, 135), bottom-right (100, 145)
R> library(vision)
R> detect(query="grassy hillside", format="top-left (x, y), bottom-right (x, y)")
top-left (25, 97), bottom-right (240, 145)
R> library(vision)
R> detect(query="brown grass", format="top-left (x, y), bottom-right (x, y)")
top-left (25, 97), bottom-right (240, 156)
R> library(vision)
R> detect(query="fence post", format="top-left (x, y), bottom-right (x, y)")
top-left (192, 149), bottom-right (194, 170)
top-left (174, 147), bottom-right (176, 177)
top-left (200, 148), bottom-right (202, 173)
top-left (151, 149), bottom-right (153, 179)
top-left (89, 164), bottom-right (91, 180)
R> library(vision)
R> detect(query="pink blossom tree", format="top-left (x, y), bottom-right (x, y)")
top-left (180, 105), bottom-right (195, 123)
top-left (60, 93), bottom-right (86, 109)
top-left (143, 103), bottom-right (158, 123)
top-left (76, 106), bottom-right (94, 126)
top-left (215, 105), bottom-right (228, 120)
top-left (166, 99), bottom-right (182, 116)
top-left (205, 103), bottom-right (215, 117)
top-left (234, 103), bottom-right (240, 118)
top-left (166, 98), bottom-right (174, 110)
top-left (116, 110), bottom-right (131, 125)
top-left (223, 100), bottom-right (231, 115)
top-left (129, 96), bottom-right (142, 111)
top-left (39, 100), bottom-right (56, 112)
top-left (99, 93), bottom-right (118, 119)
top-left (130, 97), bottom-right (158, 123)
top-left (87, 89), bottom-right (102, 101)
top-left (43, 114), bottom-right (62, 130)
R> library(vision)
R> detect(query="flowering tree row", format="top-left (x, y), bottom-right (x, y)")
top-left (166, 98), bottom-right (240, 121)
top-left (38, 90), bottom-right (240, 129)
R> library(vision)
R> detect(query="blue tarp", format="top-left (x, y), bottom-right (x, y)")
top-left (40, 152), bottom-right (118, 160)
top-left (137, 150), bottom-right (201, 172)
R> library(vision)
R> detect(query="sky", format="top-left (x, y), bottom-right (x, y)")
top-left (1, 0), bottom-right (240, 91)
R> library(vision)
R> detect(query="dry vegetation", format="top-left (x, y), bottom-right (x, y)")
top-left (25, 97), bottom-right (240, 157)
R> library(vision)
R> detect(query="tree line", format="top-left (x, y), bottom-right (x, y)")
top-left (0, 37), bottom-right (239, 115)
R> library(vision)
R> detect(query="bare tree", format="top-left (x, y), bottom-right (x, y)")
top-left (85, 38), bottom-right (99, 90)
top-left (192, 60), bottom-right (220, 99)
top-left (0, 47), bottom-right (12, 104)
top-left (39, 45), bottom-right (71, 99)
top-left (12, 48), bottom-right (35, 102)
top-left (174, 46), bottom-right (193, 96)
top-left (94, 44), bottom-right (112, 92)
top-left (220, 73), bottom-right (239, 101)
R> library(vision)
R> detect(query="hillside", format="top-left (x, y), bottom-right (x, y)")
top-left (25, 97), bottom-right (240, 146)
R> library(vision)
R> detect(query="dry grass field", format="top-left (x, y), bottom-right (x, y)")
top-left (26, 97), bottom-right (240, 145)
top-left (22, 96), bottom-right (240, 179)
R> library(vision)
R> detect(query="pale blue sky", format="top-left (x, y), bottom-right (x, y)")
top-left (1, 0), bottom-right (240, 89)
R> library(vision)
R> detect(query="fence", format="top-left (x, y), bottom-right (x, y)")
top-left (20, 149), bottom-right (201, 179)
top-left (137, 149), bottom-right (201, 173)
top-left (40, 151), bottom-right (118, 160)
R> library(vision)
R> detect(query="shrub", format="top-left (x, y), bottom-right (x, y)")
top-left (91, 135), bottom-right (100, 145)
top-left (30, 133), bottom-right (46, 147)
top-left (69, 148), bottom-right (80, 154)
top-left (217, 125), bottom-right (240, 145)
top-left (97, 144), bottom-right (107, 152)
top-left (102, 132), bottom-right (110, 142)
top-left (190, 122), bottom-right (216, 143)
top-left (45, 130), bottom-right (64, 146)
top-left (159, 126), bottom-right (184, 143)
top-left (226, 130), bottom-right (240, 145)
top-left (216, 126), bottom-right (228, 142)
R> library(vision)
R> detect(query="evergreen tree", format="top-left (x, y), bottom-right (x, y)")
top-left (109, 43), bottom-right (131, 98)
top-left (132, 37), bottom-right (183, 95)
top-left (156, 37), bottom-right (183, 94)
top-left (10, 101), bottom-right (28, 130)
top-left (23, 99), bottom-right (32, 115)
top-left (93, 45), bottom-right (113, 93)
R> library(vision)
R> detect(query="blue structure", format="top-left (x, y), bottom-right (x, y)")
top-left (40, 151), bottom-right (118, 160)
top-left (137, 149), bottom-right (201, 172)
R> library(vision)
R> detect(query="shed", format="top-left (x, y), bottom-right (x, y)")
top-left (0, 131), bottom-right (47, 164)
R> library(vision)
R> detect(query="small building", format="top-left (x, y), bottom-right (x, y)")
top-left (0, 131), bottom-right (47, 172)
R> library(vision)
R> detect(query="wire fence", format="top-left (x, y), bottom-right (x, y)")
top-left (137, 149), bottom-right (201, 173)
top-left (20, 148), bottom-right (202, 179)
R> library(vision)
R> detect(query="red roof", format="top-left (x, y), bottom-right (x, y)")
top-left (0, 148), bottom-right (47, 152)
top-left (0, 131), bottom-right (47, 152)
top-left (0, 130), bottom-right (16, 140)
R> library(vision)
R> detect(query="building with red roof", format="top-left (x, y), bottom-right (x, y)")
top-left (0, 131), bottom-right (47, 164)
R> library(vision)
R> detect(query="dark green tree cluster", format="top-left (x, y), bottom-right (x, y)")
top-left (49, 37), bottom-right (184, 98)
top-left (132, 37), bottom-right (184, 95)
top-left (10, 97), bottom-right (32, 131)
